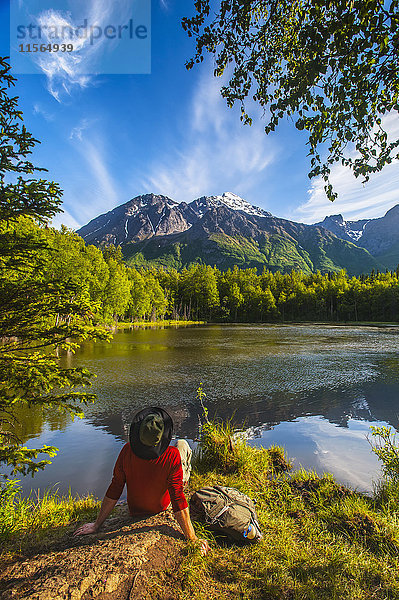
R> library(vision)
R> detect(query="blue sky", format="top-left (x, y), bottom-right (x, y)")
top-left (2, 0), bottom-right (399, 229)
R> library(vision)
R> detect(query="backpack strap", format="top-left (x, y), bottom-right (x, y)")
top-left (211, 502), bottom-right (231, 524)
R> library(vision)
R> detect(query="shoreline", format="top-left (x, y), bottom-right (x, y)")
top-left (112, 319), bottom-right (399, 329)
top-left (2, 430), bottom-right (399, 599)
top-left (114, 320), bottom-right (207, 328)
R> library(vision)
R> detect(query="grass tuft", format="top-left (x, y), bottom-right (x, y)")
top-left (0, 479), bottom-right (99, 552)
top-left (194, 419), bottom-right (292, 478)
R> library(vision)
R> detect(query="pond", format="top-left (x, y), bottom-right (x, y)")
top-left (14, 324), bottom-right (399, 498)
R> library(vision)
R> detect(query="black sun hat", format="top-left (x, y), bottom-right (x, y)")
top-left (129, 407), bottom-right (173, 460)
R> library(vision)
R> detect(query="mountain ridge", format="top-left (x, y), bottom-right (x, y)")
top-left (76, 192), bottom-right (393, 275)
top-left (315, 204), bottom-right (399, 269)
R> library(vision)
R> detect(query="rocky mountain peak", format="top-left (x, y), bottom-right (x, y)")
top-left (315, 202), bottom-right (399, 266)
top-left (315, 213), bottom-right (369, 243)
top-left (383, 204), bottom-right (399, 220)
top-left (76, 191), bottom-right (393, 274)
top-left (324, 214), bottom-right (344, 224)
top-left (76, 192), bottom-right (399, 273)
top-left (193, 192), bottom-right (272, 218)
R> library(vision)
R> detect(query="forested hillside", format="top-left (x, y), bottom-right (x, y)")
top-left (14, 218), bottom-right (399, 324)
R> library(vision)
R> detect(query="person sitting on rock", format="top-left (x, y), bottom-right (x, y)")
top-left (74, 407), bottom-right (210, 555)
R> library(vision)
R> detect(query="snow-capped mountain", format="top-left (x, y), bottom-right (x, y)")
top-left (77, 192), bottom-right (272, 247)
top-left (76, 191), bottom-right (382, 275)
top-left (205, 192), bottom-right (272, 217)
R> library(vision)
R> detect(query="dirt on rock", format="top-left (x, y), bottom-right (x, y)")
top-left (0, 505), bottom-right (185, 600)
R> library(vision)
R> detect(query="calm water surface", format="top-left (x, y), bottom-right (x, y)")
top-left (16, 324), bottom-right (399, 497)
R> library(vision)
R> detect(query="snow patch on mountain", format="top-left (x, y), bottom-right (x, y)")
top-left (315, 214), bottom-right (371, 243)
top-left (346, 224), bottom-right (367, 242)
top-left (155, 207), bottom-right (166, 232)
top-left (147, 213), bottom-right (155, 234)
top-left (210, 192), bottom-right (272, 217)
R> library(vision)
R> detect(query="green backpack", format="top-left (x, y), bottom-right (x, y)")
top-left (189, 485), bottom-right (263, 543)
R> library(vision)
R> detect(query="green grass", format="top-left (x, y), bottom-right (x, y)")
top-left (172, 421), bottom-right (399, 600)
top-left (3, 422), bottom-right (399, 598)
top-left (0, 479), bottom-right (99, 553)
top-left (195, 419), bottom-right (291, 477)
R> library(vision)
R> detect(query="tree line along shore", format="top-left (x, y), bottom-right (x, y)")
top-left (10, 216), bottom-right (399, 326)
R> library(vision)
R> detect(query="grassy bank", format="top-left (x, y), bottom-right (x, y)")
top-left (116, 320), bottom-right (206, 328)
top-left (169, 421), bottom-right (399, 599)
top-left (116, 320), bottom-right (399, 329)
top-left (0, 480), bottom-right (99, 554)
top-left (2, 423), bottom-right (399, 598)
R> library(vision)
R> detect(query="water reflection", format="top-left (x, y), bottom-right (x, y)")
top-left (247, 416), bottom-right (383, 492)
top-left (12, 324), bottom-right (399, 495)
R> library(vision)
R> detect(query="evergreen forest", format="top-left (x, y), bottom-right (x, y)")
top-left (12, 217), bottom-right (399, 325)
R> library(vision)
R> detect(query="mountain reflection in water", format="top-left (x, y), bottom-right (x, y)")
top-left (13, 324), bottom-right (399, 496)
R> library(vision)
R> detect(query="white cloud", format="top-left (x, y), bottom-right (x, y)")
top-left (251, 415), bottom-right (383, 492)
top-left (296, 417), bottom-right (382, 492)
top-left (33, 103), bottom-right (54, 121)
top-left (54, 140), bottom-right (120, 229)
top-left (140, 71), bottom-right (277, 204)
top-left (292, 112), bottom-right (399, 223)
top-left (69, 118), bottom-right (93, 141)
top-left (47, 119), bottom-right (121, 229)
top-left (82, 140), bottom-right (119, 211)
top-left (32, 0), bottom-right (130, 101)
top-left (64, 134), bottom-right (120, 227)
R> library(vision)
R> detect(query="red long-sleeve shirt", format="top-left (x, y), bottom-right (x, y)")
top-left (105, 443), bottom-right (188, 515)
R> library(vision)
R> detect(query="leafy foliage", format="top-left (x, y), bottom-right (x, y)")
top-left (369, 425), bottom-right (399, 483)
top-left (0, 58), bottom-right (62, 221)
top-left (183, 0), bottom-right (399, 200)
top-left (129, 265), bottom-right (399, 323)
top-left (0, 58), bottom-right (111, 478)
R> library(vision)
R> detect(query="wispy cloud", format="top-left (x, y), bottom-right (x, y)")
top-left (293, 417), bottom-right (381, 492)
top-left (140, 71), bottom-right (278, 204)
top-left (69, 118), bottom-right (93, 141)
top-left (33, 103), bottom-right (54, 121)
top-left (82, 140), bottom-right (119, 213)
top-left (50, 119), bottom-right (121, 229)
top-left (31, 0), bottom-right (130, 101)
top-left (51, 207), bottom-right (81, 229)
top-left (292, 112), bottom-right (399, 223)
top-left (58, 141), bottom-right (120, 228)
top-left (67, 122), bottom-right (120, 224)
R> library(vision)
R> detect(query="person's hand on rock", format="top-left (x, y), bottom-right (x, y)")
top-left (74, 522), bottom-right (98, 536)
